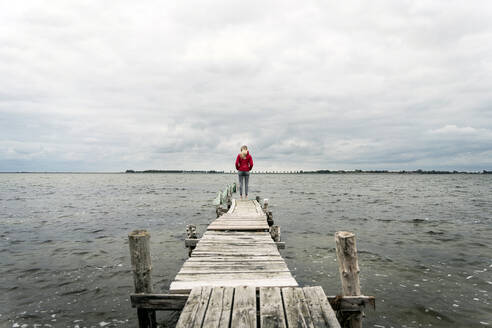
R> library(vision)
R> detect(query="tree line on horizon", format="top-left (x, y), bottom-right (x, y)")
top-left (125, 169), bottom-right (491, 174)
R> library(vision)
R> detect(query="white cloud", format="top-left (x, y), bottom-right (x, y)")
top-left (430, 125), bottom-right (477, 135)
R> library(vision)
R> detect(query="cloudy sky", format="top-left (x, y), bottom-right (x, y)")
top-left (1, 0), bottom-right (491, 172)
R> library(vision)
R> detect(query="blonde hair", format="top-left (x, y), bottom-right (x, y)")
top-left (240, 145), bottom-right (248, 158)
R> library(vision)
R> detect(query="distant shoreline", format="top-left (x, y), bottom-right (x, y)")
top-left (124, 169), bottom-right (491, 174)
top-left (1, 169), bottom-right (490, 174)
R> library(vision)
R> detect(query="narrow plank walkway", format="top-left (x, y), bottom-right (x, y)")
top-left (169, 199), bottom-right (297, 293)
top-left (208, 199), bottom-right (269, 231)
top-left (176, 286), bottom-right (341, 328)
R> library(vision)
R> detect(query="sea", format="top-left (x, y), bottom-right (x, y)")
top-left (1, 173), bottom-right (491, 327)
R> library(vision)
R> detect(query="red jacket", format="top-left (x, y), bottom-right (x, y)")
top-left (235, 151), bottom-right (253, 171)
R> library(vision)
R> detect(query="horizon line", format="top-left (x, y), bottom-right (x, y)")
top-left (1, 169), bottom-right (491, 174)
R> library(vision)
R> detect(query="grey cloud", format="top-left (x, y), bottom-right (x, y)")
top-left (1, 0), bottom-right (491, 171)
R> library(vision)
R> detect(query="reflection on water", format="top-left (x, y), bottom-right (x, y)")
top-left (1, 173), bottom-right (491, 327)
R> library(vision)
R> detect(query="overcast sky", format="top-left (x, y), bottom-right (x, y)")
top-left (1, 0), bottom-right (491, 172)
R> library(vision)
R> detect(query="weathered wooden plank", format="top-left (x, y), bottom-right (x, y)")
top-left (174, 271), bottom-right (295, 281)
top-left (175, 286), bottom-right (213, 328)
top-left (200, 234), bottom-right (273, 238)
top-left (303, 287), bottom-right (326, 328)
top-left (170, 278), bottom-right (298, 293)
top-left (303, 287), bottom-right (340, 328)
top-left (282, 288), bottom-right (314, 328)
top-left (198, 240), bottom-right (274, 244)
top-left (208, 219), bottom-right (266, 222)
top-left (195, 246), bottom-right (277, 251)
top-left (194, 245), bottom-right (279, 251)
top-left (187, 257), bottom-right (285, 262)
top-left (213, 218), bottom-right (266, 222)
top-left (202, 287), bottom-right (234, 328)
top-left (202, 232), bottom-right (267, 236)
top-left (193, 246), bottom-right (279, 251)
top-left (181, 261), bottom-right (290, 271)
top-left (231, 286), bottom-right (257, 328)
top-left (197, 241), bottom-right (275, 246)
top-left (207, 223), bottom-right (269, 227)
top-left (184, 259), bottom-right (286, 265)
top-left (218, 215), bottom-right (265, 219)
top-left (202, 231), bottom-right (271, 236)
top-left (193, 248), bottom-right (280, 255)
top-left (191, 250), bottom-right (280, 256)
top-left (182, 262), bottom-right (290, 271)
top-left (179, 269), bottom-right (291, 275)
top-left (207, 227), bottom-right (270, 231)
top-left (212, 215), bottom-right (264, 218)
top-left (214, 217), bottom-right (266, 221)
top-left (195, 243), bottom-right (279, 248)
top-left (189, 251), bottom-right (278, 257)
top-left (200, 236), bottom-right (273, 241)
top-left (186, 256), bottom-right (285, 261)
top-left (130, 293), bottom-right (188, 310)
top-left (259, 287), bottom-right (286, 328)
top-left (197, 242), bottom-right (276, 246)
top-left (212, 218), bottom-right (267, 222)
top-left (310, 287), bottom-right (341, 328)
top-left (208, 223), bottom-right (268, 228)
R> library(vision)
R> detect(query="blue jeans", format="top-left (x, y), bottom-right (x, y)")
top-left (238, 170), bottom-right (250, 196)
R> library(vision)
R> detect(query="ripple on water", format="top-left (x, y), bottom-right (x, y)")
top-left (1, 173), bottom-right (491, 327)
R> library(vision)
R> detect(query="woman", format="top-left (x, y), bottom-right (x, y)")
top-left (235, 145), bottom-right (253, 199)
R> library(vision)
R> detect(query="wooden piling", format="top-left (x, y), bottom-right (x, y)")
top-left (185, 225), bottom-right (198, 256)
top-left (128, 230), bottom-right (157, 328)
top-left (270, 225), bottom-right (281, 242)
top-left (335, 231), bottom-right (362, 328)
top-left (266, 211), bottom-right (274, 226)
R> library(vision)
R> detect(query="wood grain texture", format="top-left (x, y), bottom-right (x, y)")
top-left (335, 231), bottom-right (362, 328)
top-left (202, 287), bottom-right (234, 328)
top-left (259, 287), bottom-right (286, 328)
top-left (170, 199), bottom-right (297, 293)
top-left (282, 288), bottom-right (314, 328)
top-left (231, 286), bottom-right (257, 328)
top-left (175, 286), bottom-right (213, 328)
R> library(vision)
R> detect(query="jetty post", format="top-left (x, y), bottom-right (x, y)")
top-left (335, 231), bottom-right (362, 328)
top-left (128, 229), bottom-right (157, 328)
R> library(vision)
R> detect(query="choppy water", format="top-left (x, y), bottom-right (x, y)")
top-left (1, 173), bottom-right (491, 328)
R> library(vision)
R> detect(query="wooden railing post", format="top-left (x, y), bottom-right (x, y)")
top-left (129, 230), bottom-right (157, 328)
top-left (335, 231), bottom-right (362, 328)
top-left (186, 224), bottom-right (198, 256)
top-left (270, 225), bottom-right (280, 242)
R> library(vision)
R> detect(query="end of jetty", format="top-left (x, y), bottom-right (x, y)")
top-left (128, 183), bottom-right (375, 327)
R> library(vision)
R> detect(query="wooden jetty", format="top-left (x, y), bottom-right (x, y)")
top-left (128, 183), bottom-right (375, 328)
